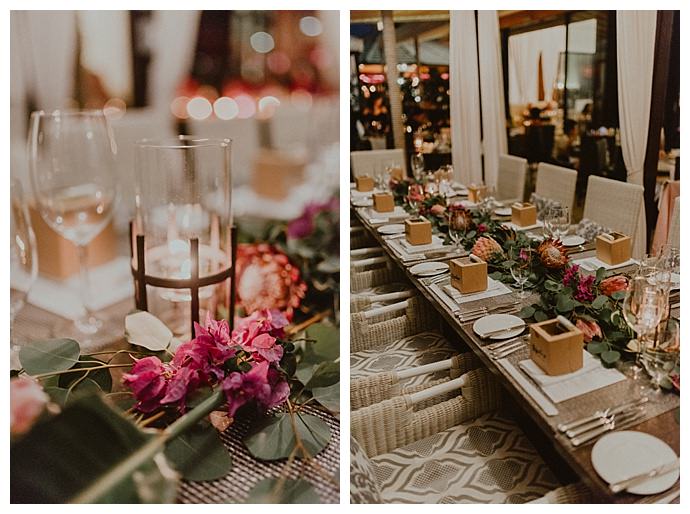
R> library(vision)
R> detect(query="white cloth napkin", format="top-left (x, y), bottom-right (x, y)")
top-left (359, 206), bottom-right (408, 224)
top-left (519, 350), bottom-right (626, 403)
top-left (501, 220), bottom-right (544, 231)
top-left (498, 359), bottom-right (559, 416)
top-left (398, 235), bottom-right (445, 254)
top-left (442, 278), bottom-right (512, 305)
top-left (387, 237), bottom-right (448, 262)
top-left (573, 256), bottom-right (638, 271)
top-left (27, 256), bottom-right (133, 320)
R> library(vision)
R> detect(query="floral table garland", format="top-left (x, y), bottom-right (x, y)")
top-left (389, 177), bottom-right (676, 373)
top-left (10, 198), bottom-right (340, 504)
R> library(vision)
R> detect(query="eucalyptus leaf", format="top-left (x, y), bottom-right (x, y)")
top-left (591, 295), bottom-right (609, 310)
top-left (534, 310), bottom-right (549, 322)
top-left (244, 477), bottom-right (319, 504)
top-left (44, 386), bottom-right (70, 407)
top-left (19, 339), bottom-right (81, 376)
top-left (244, 412), bottom-right (330, 461)
top-left (304, 323), bottom-right (339, 363)
top-left (600, 350), bottom-right (621, 365)
top-left (312, 382), bottom-right (340, 413)
top-left (59, 356), bottom-right (113, 393)
top-left (555, 294), bottom-right (575, 313)
top-left (164, 423), bottom-right (232, 481)
top-left (125, 311), bottom-right (173, 351)
top-left (587, 342), bottom-right (607, 355)
top-left (595, 267), bottom-right (607, 282)
top-left (518, 306), bottom-right (536, 319)
top-left (611, 290), bottom-right (626, 301)
top-left (305, 361), bottom-right (340, 389)
top-left (544, 279), bottom-right (561, 292)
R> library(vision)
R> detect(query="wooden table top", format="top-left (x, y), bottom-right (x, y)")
top-left (352, 207), bottom-right (680, 504)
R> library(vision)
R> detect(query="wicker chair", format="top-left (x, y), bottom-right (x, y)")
top-left (582, 175), bottom-right (646, 259)
top-left (350, 433), bottom-right (591, 504)
top-left (351, 352), bottom-right (483, 411)
top-left (351, 288), bottom-right (416, 313)
top-left (351, 225), bottom-right (378, 250)
top-left (351, 264), bottom-right (407, 293)
top-left (350, 296), bottom-right (439, 353)
top-left (535, 162), bottom-right (578, 212)
top-left (351, 149), bottom-right (406, 179)
top-left (496, 154), bottom-right (528, 203)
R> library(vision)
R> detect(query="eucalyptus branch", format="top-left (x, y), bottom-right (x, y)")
top-left (32, 363), bottom-right (133, 380)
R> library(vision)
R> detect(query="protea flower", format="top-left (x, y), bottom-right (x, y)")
top-left (576, 318), bottom-right (602, 343)
top-left (447, 205), bottom-right (474, 232)
top-left (537, 238), bottom-right (568, 269)
top-left (471, 236), bottom-right (504, 262)
top-left (236, 243), bottom-right (307, 319)
top-left (599, 275), bottom-right (629, 296)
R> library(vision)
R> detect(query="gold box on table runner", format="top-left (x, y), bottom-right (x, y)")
top-left (355, 175), bottom-right (374, 192)
top-left (372, 192), bottom-right (394, 213)
top-left (29, 206), bottom-right (118, 280)
top-left (511, 202), bottom-right (537, 227)
top-left (529, 318), bottom-right (584, 376)
top-left (404, 217), bottom-right (432, 246)
top-left (389, 165), bottom-right (403, 181)
top-left (595, 232), bottom-right (632, 265)
top-left (450, 256), bottom-right (487, 294)
top-left (251, 150), bottom-right (306, 200)
top-left (467, 184), bottom-right (487, 203)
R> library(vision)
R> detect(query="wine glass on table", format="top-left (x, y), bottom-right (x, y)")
top-left (509, 246), bottom-right (532, 299)
top-left (550, 205), bottom-right (570, 240)
top-left (28, 109), bottom-right (119, 346)
top-left (410, 153), bottom-right (425, 181)
top-left (621, 276), bottom-right (666, 380)
top-left (10, 178), bottom-right (38, 346)
top-left (641, 318), bottom-right (679, 391)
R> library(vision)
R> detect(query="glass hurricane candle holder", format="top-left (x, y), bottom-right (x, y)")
top-left (131, 136), bottom-right (235, 339)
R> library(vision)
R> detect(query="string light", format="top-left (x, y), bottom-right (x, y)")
top-left (299, 16), bottom-right (322, 37)
top-left (187, 97), bottom-right (213, 120)
top-left (214, 97), bottom-right (239, 120)
top-left (250, 32), bottom-right (274, 54)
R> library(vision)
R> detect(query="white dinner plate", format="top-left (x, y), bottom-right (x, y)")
top-left (591, 431), bottom-right (679, 495)
top-left (561, 235), bottom-right (586, 247)
top-left (377, 224), bottom-right (405, 235)
top-left (494, 207), bottom-right (512, 216)
top-left (409, 261), bottom-right (449, 277)
top-left (472, 314), bottom-right (526, 340)
top-left (352, 198), bottom-right (373, 207)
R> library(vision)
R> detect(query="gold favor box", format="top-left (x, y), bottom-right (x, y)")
top-left (467, 184), bottom-right (487, 203)
top-left (450, 257), bottom-right (487, 294)
top-left (372, 192), bottom-right (394, 213)
top-left (529, 318), bottom-right (584, 376)
top-left (511, 202), bottom-right (537, 227)
top-left (29, 206), bottom-right (118, 280)
top-left (595, 232), bottom-right (632, 265)
top-left (251, 150), bottom-right (306, 200)
top-left (389, 165), bottom-right (403, 181)
top-left (404, 217), bottom-right (432, 246)
top-left (355, 175), bottom-right (374, 192)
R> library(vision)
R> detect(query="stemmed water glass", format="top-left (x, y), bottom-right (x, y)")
top-left (10, 178), bottom-right (38, 345)
top-left (641, 318), bottom-right (679, 391)
top-left (410, 153), bottom-right (425, 181)
top-left (621, 276), bottom-right (666, 380)
top-left (28, 109), bottom-right (118, 345)
top-left (509, 246), bottom-right (532, 299)
top-left (549, 205), bottom-right (570, 240)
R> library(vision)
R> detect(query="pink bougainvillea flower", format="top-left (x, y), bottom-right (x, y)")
top-left (574, 274), bottom-right (596, 303)
top-left (576, 318), bottom-right (603, 343)
top-left (235, 244), bottom-right (307, 319)
top-left (222, 361), bottom-right (290, 418)
top-left (160, 366), bottom-right (201, 410)
top-left (477, 223), bottom-right (487, 234)
top-left (287, 198), bottom-right (338, 240)
top-left (122, 356), bottom-right (170, 413)
top-left (11, 376), bottom-right (49, 436)
top-left (248, 333), bottom-right (284, 363)
top-left (599, 275), bottom-right (629, 296)
top-left (562, 264), bottom-right (580, 287)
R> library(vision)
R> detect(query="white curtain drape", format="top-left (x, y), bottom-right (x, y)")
top-left (449, 11), bottom-right (483, 185)
top-left (477, 11), bottom-right (507, 189)
top-left (617, 10), bottom-right (657, 186)
top-left (148, 11), bottom-right (201, 112)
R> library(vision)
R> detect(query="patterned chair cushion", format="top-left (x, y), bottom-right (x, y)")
top-left (575, 218), bottom-right (611, 241)
top-left (350, 331), bottom-right (457, 388)
top-left (529, 192), bottom-right (561, 219)
top-left (370, 410), bottom-right (561, 504)
top-left (350, 437), bottom-right (382, 504)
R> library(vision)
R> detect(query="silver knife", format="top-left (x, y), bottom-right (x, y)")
top-left (571, 410), bottom-right (646, 447)
top-left (478, 323), bottom-right (525, 338)
top-left (609, 459), bottom-right (680, 494)
top-left (558, 397), bottom-right (648, 433)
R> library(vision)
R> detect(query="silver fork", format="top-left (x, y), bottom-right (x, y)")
top-left (420, 273), bottom-right (450, 285)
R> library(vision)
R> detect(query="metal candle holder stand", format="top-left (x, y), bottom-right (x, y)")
top-left (128, 221), bottom-right (238, 337)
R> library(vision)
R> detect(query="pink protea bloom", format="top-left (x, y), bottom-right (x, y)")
top-left (576, 318), bottom-right (603, 343)
top-left (122, 356), bottom-right (171, 413)
top-left (599, 275), bottom-right (629, 296)
top-left (11, 376), bottom-right (49, 436)
top-left (430, 204), bottom-right (446, 216)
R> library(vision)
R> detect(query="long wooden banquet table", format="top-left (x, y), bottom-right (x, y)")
top-left (352, 206), bottom-right (680, 504)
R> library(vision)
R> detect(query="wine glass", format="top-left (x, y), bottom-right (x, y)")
top-left (641, 318), bottom-right (679, 391)
top-left (549, 205), bottom-right (570, 240)
top-left (28, 109), bottom-right (118, 345)
top-left (621, 276), bottom-right (666, 380)
top-left (410, 153), bottom-right (425, 181)
top-left (10, 178), bottom-right (38, 344)
top-left (509, 246), bottom-right (532, 299)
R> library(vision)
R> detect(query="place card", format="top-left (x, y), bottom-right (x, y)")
top-left (529, 316), bottom-right (584, 376)
top-left (595, 232), bottom-right (632, 265)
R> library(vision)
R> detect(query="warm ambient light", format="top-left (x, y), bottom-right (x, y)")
top-left (171, 96), bottom-right (190, 119)
top-left (213, 97), bottom-right (239, 120)
top-left (250, 31), bottom-right (275, 54)
top-left (103, 98), bottom-right (126, 120)
top-left (299, 16), bottom-right (322, 37)
top-left (258, 96), bottom-right (281, 118)
top-left (187, 97), bottom-right (213, 120)
top-left (235, 94), bottom-right (256, 119)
